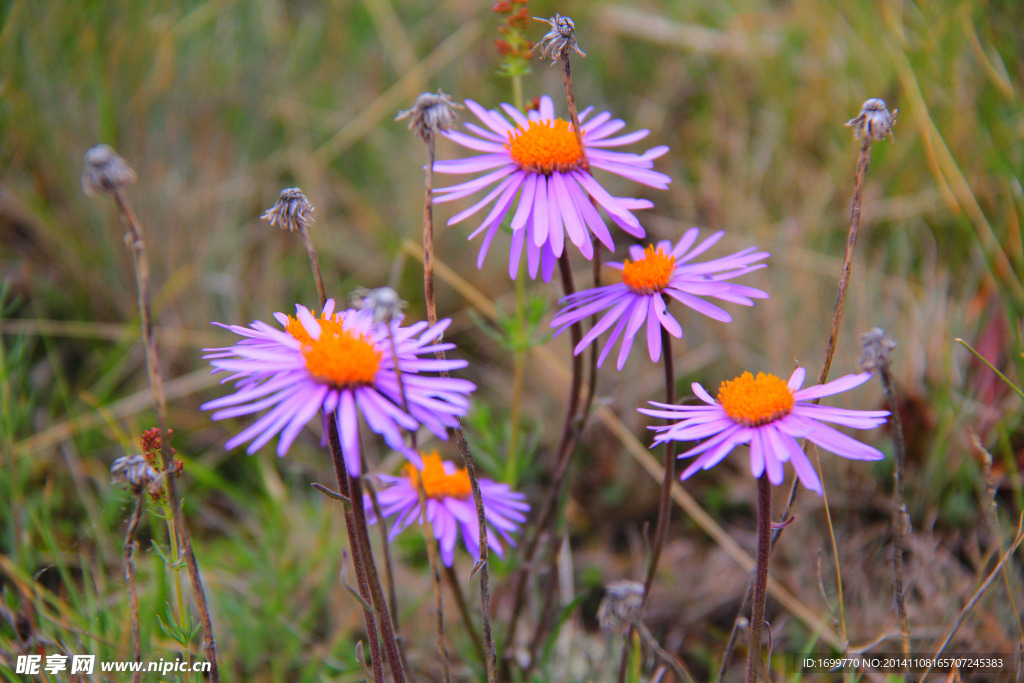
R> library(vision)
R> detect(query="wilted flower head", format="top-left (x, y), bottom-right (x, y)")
top-left (350, 286), bottom-right (407, 325)
top-left (845, 98), bottom-right (898, 141)
top-left (859, 327), bottom-right (896, 373)
top-left (397, 90), bottom-right (461, 142)
top-left (81, 145), bottom-right (137, 197)
top-left (111, 454), bottom-right (161, 493)
top-left (597, 580), bottom-right (645, 631)
top-left (534, 13), bottom-right (585, 61)
top-left (261, 188), bottom-right (315, 233)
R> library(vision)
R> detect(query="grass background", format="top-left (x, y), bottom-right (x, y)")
top-left (1, 0), bottom-right (1023, 680)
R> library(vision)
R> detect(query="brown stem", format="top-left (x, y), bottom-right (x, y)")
top-left (365, 475), bottom-right (400, 634)
top-left (419, 491), bottom-right (451, 683)
top-left (122, 489), bottom-right (145, 683)
top-left (644, 324), bottom-right (676, 597)
top-left (424, 136), bottom-right (438, 326)
top-left (110, 189), bottom-right (219, 681)
top-left (501, 252), bottom-right (585, 674)
top-left (560, 53), bottom-right (589, 172)
top-left (421, 128), bottom-right (497, 683)
top-left (876, 362), bottom-right (910, 659)
top-left (299, 195), bottom-right (406, 672)
top-left (746, 475), bottom-right (772, 683)
top-left (719, 136), bottom-right (876, 682)
top-left (443, 564), bottom-right (487, 666)
top-left (349, 473), bottom-right (406, 682)
top-left (819, 137), bottom-right (872, 385)
top-left (325, 420), bottom-right (385, 683)
top-left (582, 240), bottom-right (601, 421)
top-left (299, 225), bottom-right (326, 307)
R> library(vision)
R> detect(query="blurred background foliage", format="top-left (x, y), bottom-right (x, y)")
top-left (1, 0), bottom-right (1023, 680)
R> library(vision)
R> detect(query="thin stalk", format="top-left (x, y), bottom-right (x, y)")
top-left (582, 242), bottom-right (601, 420)
top-left (365, 469), bottom-right (400, 634)
top-left (719, 135), bottom-right (878, 680)
top-left (506, 337), bottom-right (525, 483)
top-left (424, 137), bottom-right (439, 326)
top-left (325, 420), bottom-right (385, 683)
top-left (819, 136), bottom-right (872, 384)
top-left (422, 130), bottom-right (497, 683)
top-left (299, 226), bottom-right (326, 307)
top-left (559, 52), bottom-right (589, 172)
top-left (444, 564), bottom-right (487, 666)
top-left (973, 434), bottom-right (1024, 649)
top-left (161, 496), bottom-right (188, 665)
top-left (644, 324), bottom-right (676, 596)
top-left (418, 489), bottom-right (451, 683)
top-left (349, 463), bottom-right (406, 682)
top-left (875, 358), bottom-right (910, 658)
top-left (110, 189), bottom-right (219, 681)
top-left (123, 489), bottom-right (146, 683)
top-left (746, 475), bottom-right (772, 683)
top-left (501, 252), bottom-right (585, 671)
top-left (506, 81), bottom-right (527, 484)
top-left (448, 421), bottom-right (496, 683)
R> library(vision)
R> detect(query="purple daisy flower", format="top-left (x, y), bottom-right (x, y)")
top-left (639, 368), bottom-right (890, 495)
top-left (201, 300), bottom-right (475, 476)
top-left (434, 95), bottom-right (671, 280)
top-left (551, 229), bottom-right (769, 370)
top-left (366, 451), bottom-right (529, 566)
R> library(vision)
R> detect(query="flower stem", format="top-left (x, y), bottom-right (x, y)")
top-left (350, 468), bottom-right (406, 682)
top-left (582, 243), bottom-right (601, 420)
top-left (506, 336), bottom-right (525, 484)
top-left (444, 564), bottom-right (487, 666)
top-left (418, 491), bottom-right (451, 683)
top-left (560, 53), bottom-right (589, 172)
top-left (819, 136), bottom-right (872, 384)
top-left (719, 135), bottom-right (877, 680)
top-left (501, 252), bottom-right (586, 673)
top-left (325, 420), bottom-right (385, 683)
top-left (875, 356), bottom-right (911, 658)
top-left (746, 475), bottom-right (772, 683)
top-left (365, 473), bottom-right (400, 634)
top-left (421, 132), bottom-right (497, 683)
top-left (644, 324), bottom-right (676, 597)
top-left (299, 225), bottom-right (326, 307)
top-left (110, 188), bottom-right (219, 681)
top-left (122, 489), bottom-right (146, 683)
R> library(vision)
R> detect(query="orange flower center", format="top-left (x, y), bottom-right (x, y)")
top-left (621, 245), bottom-right (676, 294)
top-left (717, 372), bottom-right (795, 427)
top-left (506, 119), bottom-right (584, 174)
top-left (286, 314), bottom-right (382, 387)
top-left (403, 452), bottom-right (473, 500)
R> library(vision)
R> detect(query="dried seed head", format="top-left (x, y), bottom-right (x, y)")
top-left (858, 327), bottom-right (896, 373)
top-left (81, 145), bottom-right (137, 197)
top-left (396, 90), bottom-right (461, 141)
top-left (845, 98), bottom-right (898, 141)
top-left (261, 188), bottom-right (315, 233)
top-left (597, 580), bottom-right (645, 631)
top-left (534, 13), bottom-right (585, 62)
top-left (111, 454), bottom-right (161, 493)
top-left (349, 286), bottom-right (407, 325)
